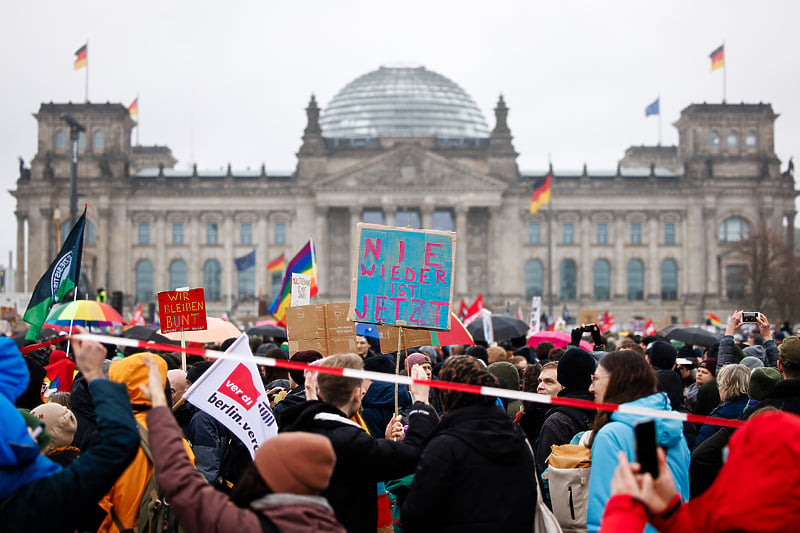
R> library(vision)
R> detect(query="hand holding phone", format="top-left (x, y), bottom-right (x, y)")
top-left (634, 419), bottom-right (659, 479)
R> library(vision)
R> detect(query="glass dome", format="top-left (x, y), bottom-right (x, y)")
top-left (320, 66), bottom-right (490, 139)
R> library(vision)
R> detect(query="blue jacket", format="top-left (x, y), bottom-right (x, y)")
top-left (361, 381), bottom-right (411, 438)
top-left (693, 394), bottom-right (748, 449)
top-left (587, 393), bottom-right (690, 533)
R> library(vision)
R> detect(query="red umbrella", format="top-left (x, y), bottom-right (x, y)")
top-left (432, 313), bottom-right (475, 347)
top-left (527, 330), bottom-right (594, 351)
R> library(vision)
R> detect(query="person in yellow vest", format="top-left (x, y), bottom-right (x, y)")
top-left (96, 288), bottom-right (107, 303)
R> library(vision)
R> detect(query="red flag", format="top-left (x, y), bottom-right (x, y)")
top-left (547, 321), bottom-right (556, 332)
top-left (457, 298), bottom-right (468, 320)
top-left (463, 295), bottom-right (484, 326)
top-left (599, 311), bottom-right (615, 333)
top-left (644, 319), bottom-right (657, 336)
top-left (683, 318), bottom-right (690, 327)
top-left (128, 303), bottom-right (145, 326)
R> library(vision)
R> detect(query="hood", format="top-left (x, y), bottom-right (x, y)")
top-left (610, 393), bottom-right (683, 448)
top-left (362, 381), bottom-right (409, 408)
top-left (742, 344), bottom-right (766, 362)
top-left (108, 352), bottom-right (167, 407)
top-left (434, 404), bottom-right (526, 461)
top-left (279, 400), bottom-right (348, 433)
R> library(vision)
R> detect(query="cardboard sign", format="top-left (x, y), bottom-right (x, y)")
top-left (378, 325), bottom-right (432, 353)
top-left (291, 273), bottom-right (312, 307)
top-left (578, 309), bottom-right (599, 326)
top-left (285, 302), bottom-right (357, 355)
top-left (158, 288), bottom-right (207, 334)
top-left (349, 223), bottom-right (456, 330)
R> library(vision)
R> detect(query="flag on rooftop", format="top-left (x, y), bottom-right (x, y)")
top-left (529, 172), bottom-right (552, 215)
top-left (645, 97), bottom-right (660, 117)
top-left (127, 98), bottom-right (138, 117)
top-left (709, 44), bottom-right (724, 72)
top-left (73, 43), bottom-right (87, 70)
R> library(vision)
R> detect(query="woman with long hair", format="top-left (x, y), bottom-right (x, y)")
top-left (586, 350), bottom-right (690, 533)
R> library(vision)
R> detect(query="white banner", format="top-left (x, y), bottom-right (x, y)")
top-left (183, 334), bottom-right (277, 458)
top-left (481, 308), bottom-right (494, 345)
top-left (291, 273), bottom-right (312, 307)
top-left (529, 296), bottom-right (541, 334)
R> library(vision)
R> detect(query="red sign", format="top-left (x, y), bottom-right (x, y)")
top-left (157, 288), bottom-right (207, 334)
top-left (217, 363), bottom-right (259, 410)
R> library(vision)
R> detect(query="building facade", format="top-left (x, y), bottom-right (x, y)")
top-left (12, 66), bottom-right (797, 326)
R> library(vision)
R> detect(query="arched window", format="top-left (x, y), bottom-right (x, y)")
top-left (238, 267), bottom-right (255, 301)
top-left (525, 259), bottom-right (544, 300)
top-left (710, 130), bottom-right (720, 148)
top-left (55, 130), bottom-right (67, 150)
top-left (135, 260), bottom-right (154, 303)
top-left (719, 217), bottom-right (751, 242)
top-left (77, 131), bottom-right (86, 150)
top-left (726, 265), bottom-right (746, 300)
top-left (169, 260), bottom-right (188, 290)
top-left (559, 259), bottom-right (577, 301)
top-left (727, 130), bottom-right (738, 148)
top-left (593, 259), bottom-right (611, 301)
top-left (661, 259), bottom-right (678, 301)
top-left (93, 130), bottom-right (104, 151)
top-left (746, 130), bottom-right (757, 148)
top-left (627, 259), bottom-right (645, 301)
top-left (204, 260), bottom-right (222, 301)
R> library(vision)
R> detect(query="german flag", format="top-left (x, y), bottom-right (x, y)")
top-left (127, 98), bottom-right (138, 117)
top-left (266, 254), bottom-right (285, 274)
top-left (74, 43), bottom-right (87, 71)
top-left (530, 171), bottom-right (552, 214)
top-left (709, 44), bottom-right (724, 72)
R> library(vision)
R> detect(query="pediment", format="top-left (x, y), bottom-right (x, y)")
top-left (313, 145), bottom-right (508, 192)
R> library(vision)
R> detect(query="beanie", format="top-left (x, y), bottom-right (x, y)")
top-left (743, 345), bottom-right (766, 364)
top-left (404, 353), bottom-right (430, 373)
top-left (748, 367), bottom-right (782, 401)
top-left (186, 361), bottom-right (213, 384)
top-left (740, 356), bottom-right (765, 370)
top-left (464, 345), bottom-right (488, 364)
top-left (32, 403), bottom-right (77, 449)
top-left (557, 347), bottom-right (596, 391)
top-left (487, 361), bottom-right (520, 391)
top-left (698, 358), bottom-right (717, 376)
top-left (255, 432), bottom-right (335, 495)
top-left (364, 355), bottom-right (396, 374)
top-left (778, 335), bottom-right (800, 368)
top-left (647, 340), bottom-right (677, 371)
top-left (18, 408), bottom-right (52, 452)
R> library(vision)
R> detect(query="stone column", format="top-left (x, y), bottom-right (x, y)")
top-left (257, 214), bottom-right (268, 300)
top-left (702, 207), bottom-right (718, 300)
top-left (189, 214), bottom-right (201, 287)
top-left (383, 205), bottom-right (397, 227)
top-left (154, 213), bottom-right (166, 291)
top-left (15, 211), bottom-right (26, 291)
top-left (613, 213), bottom-right (626, 299)
top-left (455, 206), bottom-right (469, 295)
top-left (315, 206), bottom-right (329, 294)
top-left (647, 214), bottom-right (659, 299)
top-left (97, 207), bottom-right (111, 291)
top-left (349, 207), bottom-right (361, 254)
top-left (421, 204), bottom-right (434, 229)
top-left (223, 213), bottom-right (234, 308)
top-left (579, 212), bottom-right (591, 300)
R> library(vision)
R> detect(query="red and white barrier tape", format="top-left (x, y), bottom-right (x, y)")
top-left (63, 333), bottom-right (743, 429)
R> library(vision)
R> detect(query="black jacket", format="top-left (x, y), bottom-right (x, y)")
top-left (535, 389), bottom-right (595, 475)
top-left (402, 404), bottom-right (537, 532)
top-left (273, 385), bottom-right (307, 427)
top-left (280, 400), bottom-right (438, 533)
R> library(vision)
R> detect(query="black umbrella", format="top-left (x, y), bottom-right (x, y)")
top-left (467, 313), bottom-right (529, 343)
top-left (246, 324), bottom-right (287, 340)
top-left (122, 325), bottom-right (160, 341)
top-left (663, 327), bottom-right (721, 347)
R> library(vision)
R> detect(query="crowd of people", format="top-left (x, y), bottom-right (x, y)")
top-left (2, 308), bottom-right (800, 532)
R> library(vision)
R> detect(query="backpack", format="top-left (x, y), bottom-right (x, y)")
top-left (542, 441), bottom-right (591, 533)
top-left (110, 423), bottom-right (182, 533)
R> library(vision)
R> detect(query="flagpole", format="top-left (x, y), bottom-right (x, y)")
top-left (722, 41), bottom-right (727, 103)
top-left (84, 39), bottom-right (89, 103)
top-left (658, 94), bottom-right (662, 145)
top-left (136, 93), bottom-right (140, 146)
top-left (546, 163), bottom-right (554, 320)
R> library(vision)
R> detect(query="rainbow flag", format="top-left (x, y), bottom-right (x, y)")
top-left (266, 254), bottom-right (285, 274)
top-left (268, 240), bottom-right (317, 322)
top-left (709, 44), bottom-right (724, 72)
top-left (530, 172), bottom-right (552, 214)
top-left (74, 43), bottom-right (87, 70)
top-left (705, 311), bottom-right (722, 329)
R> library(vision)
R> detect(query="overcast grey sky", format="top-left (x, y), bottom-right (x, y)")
top-left (3, 1), bottom-right (799, 275)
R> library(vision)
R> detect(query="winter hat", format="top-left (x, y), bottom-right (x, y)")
top-left (740, 356), bottom-right (765, 370)
top-left (255, 432), bottom-right (336, 495)
top-left (778, 335), bottom-right (800, 368)
top-left (31, 403), bottom-right (77, 449)
top-left (438, 355), bottom-right (498, 412)
top-left (44, 349), bottom-right (75, 396)
top-left (748, 367), bottom-right (782, 401)
top-left (417, 346), bottom-right (439, 363)
top-left (647, 340), bottom-right (677, 371)
top-left (464, 345), bottom-right (488, 364)
top-left (186, 361), bottom-right (213, 384)
top-left (17, 409), bottom-right (51, 452)
top-left (487, 361), bottom-right (519, 391)
top-left (363, 355), bottom-right (396, 374)
top-left (557, 347), bottom-right (596, 391)
top-left (743, 345), bottom-right (766, 363)
top-left (698, 358), bottom-right (717, 376)
top-left (404, 352), bottom-right (430, 373)
top-left (256, 343), bottom-right (278, 355)
top-left (695, 378), bottom-right (721, 416)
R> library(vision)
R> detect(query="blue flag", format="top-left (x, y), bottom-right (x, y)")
top-left (645, 97), bottom-right (660, 117)
top-left (234, 249), bottom-right (256, 272)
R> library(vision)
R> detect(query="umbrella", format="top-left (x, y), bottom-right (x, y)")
top-left (356, 323), bottom-right (379, 338)
top-left (527, 330), bottom-right (594, 351)
top-left (467, 314), bottom-right (530, 343)
top-left (122, 325), bottom-right (177, 346)
top-left (432, 313), bottom-right (474, 347)
top-left (160, 316), bottom-right (242, 344)
top-left (46, 300), bottom-right (124, 326)
top-left (245, 324), bottom-right (287, 339)
top-left (663, 326), bottom-right (721, 347)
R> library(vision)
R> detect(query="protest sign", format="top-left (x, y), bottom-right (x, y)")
top-left (290, 273), bottom-right (312, 307)
top-left (529, 296), bottom-right (541, 334)
top-left (285, 302), bottom-right (357, 355)
top-left (578, 308), bottom-right (599, 327)
top-left (349, 223), bottom-right (456, 330)
top-left (158, 287), bottom-right (207, 334)
top-left (183, 334), bottom-right (277, 458)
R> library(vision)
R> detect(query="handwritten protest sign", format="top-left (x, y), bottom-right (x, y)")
top-left (158, 288), bottom-right (207, 334)
top-left (291, 273), bottom-right (312, 307)
top-left (286, 302), bottom-right (357, 355)
top-left (349, 223), bottom-right (456, 330)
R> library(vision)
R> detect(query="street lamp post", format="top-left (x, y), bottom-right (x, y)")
top-left (61, 114), bottom-right (85, 224)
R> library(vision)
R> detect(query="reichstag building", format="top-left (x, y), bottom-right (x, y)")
top-left (12, 66), bottom-right (797, 325)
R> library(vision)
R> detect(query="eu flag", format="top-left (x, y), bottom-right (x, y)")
top-left (234, 249), bottom-right (256, 272)
top-left (645, 98), bottom-right (660, 117)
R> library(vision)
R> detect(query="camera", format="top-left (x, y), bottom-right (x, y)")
top-left (741, 312), bottom-right (760, 323)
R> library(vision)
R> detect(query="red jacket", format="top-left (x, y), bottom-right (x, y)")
top-left (600, 411), bottom-right (800, 533)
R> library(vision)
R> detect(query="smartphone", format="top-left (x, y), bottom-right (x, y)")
top-left (634, 419), bottom-right (659, 479)
top-left (741, 312), bottom-right (760, 323)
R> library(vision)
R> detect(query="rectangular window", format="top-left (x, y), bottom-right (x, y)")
top-left (207, 223), bottom-right (218, 245)
top-left (172, 223), bottom-right (184, 245)
top-left (562, 223), bottom-right (574, 244)
top-left (664, 223), bottom-right (675, 244)
top-left (528, 222), bottom-right (540, 244)
top-left (597, 223), bottom-right (608, 244)
top-left (631, 223), bottom-right (642, 244)
top-left (241, 223), bottom-right (252, 245)
top-left (138, 223), bottom-right (150, 245)
top-left (275, 223), bottom-right (286, 244)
